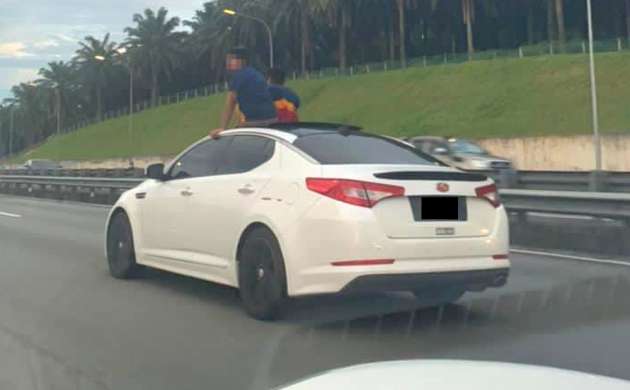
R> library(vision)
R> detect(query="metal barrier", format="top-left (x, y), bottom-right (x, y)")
top-left (0, 175), bottom-right (142, 204)
top-left (501, 189), bottom-right (630, 220)
top-left (470, 170), bottom-right (630, 193)
top-left (3, 169), bottom-right (630, 193)
top-left (0, 168), bottom-right (144, 178)
top-left (2, 175), bottom-right (630, 220)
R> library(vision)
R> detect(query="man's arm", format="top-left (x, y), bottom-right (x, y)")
top-left (210, 91), bottom-right (237, 138)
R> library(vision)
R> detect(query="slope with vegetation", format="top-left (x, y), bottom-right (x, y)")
top-left (18, 52), bottom-right (630, 161)
top-left (2, 0), bottom-right (630, 159)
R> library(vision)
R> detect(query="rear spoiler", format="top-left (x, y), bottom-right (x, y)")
top-left (374, 171), bottom-right (487, 181)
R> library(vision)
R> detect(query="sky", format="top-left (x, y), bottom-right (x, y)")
top-left (0, 0), bottom-right (206, 100)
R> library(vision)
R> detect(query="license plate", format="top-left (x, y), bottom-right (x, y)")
top-left (436, 227), bottom-right (456, 236)
top-left (409, 196), bottom-right (467, 221)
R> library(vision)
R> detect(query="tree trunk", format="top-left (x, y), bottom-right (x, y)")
top-left (96, 87), bottom-right (103, 122)
top-left (56, 88), bottom-right (61, 134)
top-left (339, 3), bottom-right (348, 70)
top-left (547, 0), bottom-right (555, 44)
top-left (151, 71), bottom-right (159, 107)
top-left (300, 3), bottom-right (310, 74)
top-left (626, 0), bottom-right (630, 41)
top-left (388, 5), bottom-right (396, 62)
top-left (527, 1), bottom-right (535, 44)
top-left (463, 0), bottom-right (475, 58)
top-left (555, 0), bottom-right (566, 50)
top-left (397, 0), bottom-right (406, 67)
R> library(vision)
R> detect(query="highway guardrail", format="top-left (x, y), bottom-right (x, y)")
top-left (3, 168), bottom-right (630, 193)
top-left (2, 175), bottom-right (630, 221)
top-left (2, 175), bottom-right (628, 256)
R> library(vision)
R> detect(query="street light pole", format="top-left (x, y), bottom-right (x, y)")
top-left (9, 106), bottom-right (14, 157)
top-left (586, 0), bottom-right (602, 171)
top-left (128, 66), bottom-right (134, 166)
top-left (56, 88), bottom-right (61, 135)
top-left (224, 9), bottom-right (274, 68)
top-left (115, 46), bottom-right (135, 167)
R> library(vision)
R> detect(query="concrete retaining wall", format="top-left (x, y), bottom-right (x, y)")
top-left (13, 133), bottom-right (630, 172)
top-left (479, 134), bottom-right (630, 171)
top-left (58, 156), bottom-right (173, 170)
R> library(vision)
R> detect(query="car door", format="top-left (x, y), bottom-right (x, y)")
top-left (184, 135), bottom-right (277, 271)
top-left (139, 137), bottom-right (231, 264)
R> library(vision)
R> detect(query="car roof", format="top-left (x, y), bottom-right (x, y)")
top-left (221, 122), bottom-right (363, 143)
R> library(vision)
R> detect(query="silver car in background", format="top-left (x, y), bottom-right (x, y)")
top-left (408, 136), bottom-right (513, 171)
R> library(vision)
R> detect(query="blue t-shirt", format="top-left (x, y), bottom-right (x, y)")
top-left (229, 67), bottom-right (277, 122)
top-left (267, 85), bottom-right (301, 109)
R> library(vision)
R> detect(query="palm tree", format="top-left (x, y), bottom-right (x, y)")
top-left (554, 0), bottom-right (566, 49)
top-left (37, 61), bottom-right (77, 135)
top-left (74, 34), bottom-right (118, 121)
top-left (311, 0), bottom-right (352, 70)
top-left (125, 7), bottom-right (185, 106)
top-left (397, 0), bottom-right (407, 67)
top-left (268, 0), bottom-right (314, 73)
top-left (10, 83), bottom-right (49, 146)
top-left (546, 0), bottom-right (554, 45)
top-left (462, 0), bottom-right (475, 57)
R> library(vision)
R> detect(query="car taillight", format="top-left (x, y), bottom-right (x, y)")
top-left (492, 254), bottom-right (509, 260)
top-left (306, 178), bottom-right (405, 208)
top-left (475, 184), bottom-right (501, 208)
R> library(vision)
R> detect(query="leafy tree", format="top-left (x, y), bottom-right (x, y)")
top-left (124, 7), bottom-right (186, 106)
top-left (37, 61), bottom-right (78, 135)
top-left (74, 34), bottom-right (119, 121)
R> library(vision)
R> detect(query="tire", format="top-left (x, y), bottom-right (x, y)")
top-left (238, 227), bottom-right (287, 321)
top-left (106, 212), bottom-right (139, 279)
top-left (412, 287), bottom-right (465, 305)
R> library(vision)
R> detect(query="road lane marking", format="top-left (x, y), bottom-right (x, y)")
top-left (0, 211), bottom-right (22, 219)
top-left (512, 248), bottom-right (630, 267)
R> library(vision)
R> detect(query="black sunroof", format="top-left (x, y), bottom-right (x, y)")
top-left (267, 122), bottom-right (362, 136)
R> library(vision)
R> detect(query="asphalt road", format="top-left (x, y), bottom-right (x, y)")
top-left (1, 195), bottom-right (629, 390)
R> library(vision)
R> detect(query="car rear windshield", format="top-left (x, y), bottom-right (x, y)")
top-left (292, 132), bottom-right (438, 165)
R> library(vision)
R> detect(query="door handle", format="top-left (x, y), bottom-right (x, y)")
top-left (238, 185), bottom-right (255, 195)
top-left (180, 189), bottom-right (194, 197)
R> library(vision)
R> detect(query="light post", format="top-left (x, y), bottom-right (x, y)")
top-left (9, 105), bottom-right (14, 158)
top-left (223, 8), bottom-right (274, 68)
top-left (116, 47), bottom-right (134, 166)
top-left (55, 86), bottom-right (61, 135)
top-left (586, 0), bottom-right (602, 171)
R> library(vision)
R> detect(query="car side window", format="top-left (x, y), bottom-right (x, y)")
top-left (216, 135), bottom-right (275, 175)
top-left (169, 137), bottom-right (231, 180)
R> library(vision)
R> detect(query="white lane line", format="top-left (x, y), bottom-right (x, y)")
top-left (511, 248), bottom-right (630, 267)
top-left (0, 211), bottom-right (22, 219)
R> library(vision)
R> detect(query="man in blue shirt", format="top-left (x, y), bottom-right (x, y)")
top-left (210, 47), bottom-right (277, 138)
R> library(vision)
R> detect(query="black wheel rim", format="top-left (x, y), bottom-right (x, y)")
top-left (108, 216), bottom-right (132, 272)
top-left (242, 238), bottom-right (277, 307)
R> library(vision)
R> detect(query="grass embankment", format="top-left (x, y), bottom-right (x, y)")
top-left (21, 52), bottom-right (630, 161)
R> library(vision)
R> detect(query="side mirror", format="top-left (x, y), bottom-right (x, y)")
top-left (146, 163), bottom-right (166, 181)
top-left (432, 147), bottom-right (449, 155)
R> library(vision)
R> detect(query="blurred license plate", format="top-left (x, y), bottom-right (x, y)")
top-left (409, 196), bottom-right (466, 221)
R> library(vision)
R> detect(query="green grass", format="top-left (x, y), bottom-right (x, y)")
top-left (18, 52), bottom-right (630, 161)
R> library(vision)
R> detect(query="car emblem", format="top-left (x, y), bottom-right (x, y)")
top-left (436, 183), bottom-right (449, 193)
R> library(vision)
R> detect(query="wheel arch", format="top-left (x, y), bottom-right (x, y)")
top-left (235, 222), bottom-right (278, 262)
top-left (104, 205), bottom-right (139, 260)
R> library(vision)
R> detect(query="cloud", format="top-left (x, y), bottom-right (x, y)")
top-left (33, 39), bottom-right (60, 49)
top-left (0, 67), bottom-right (39, 97)
top-left (0, 42), bottom-right (33, 58)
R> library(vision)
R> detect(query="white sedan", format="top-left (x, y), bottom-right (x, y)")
top-left (105, 123), bottom-right (510, 320)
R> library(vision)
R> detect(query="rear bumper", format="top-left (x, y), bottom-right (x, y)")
top-left (340, 268), bottom-right (509, 293)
